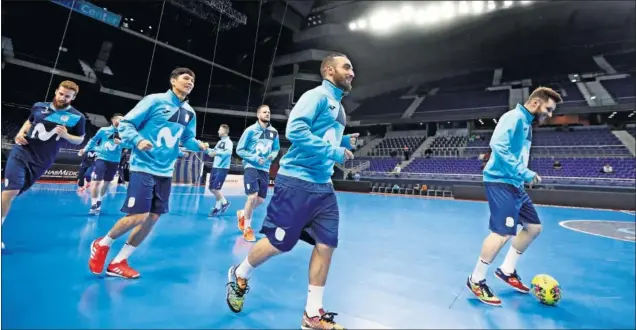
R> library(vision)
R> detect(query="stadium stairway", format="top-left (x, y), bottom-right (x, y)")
top-left (398, 135), bottom-right (436, 169)
top-left (354, 135), bottom-right (383, 157)
top-left (612, 130), bottom-right (636, 156)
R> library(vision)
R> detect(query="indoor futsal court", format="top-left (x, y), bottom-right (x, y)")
top-left (1, 183), bottom-right (634, 329)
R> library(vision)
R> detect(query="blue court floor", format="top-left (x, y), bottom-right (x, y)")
top-left (1, 183), bottom-right (634, 329)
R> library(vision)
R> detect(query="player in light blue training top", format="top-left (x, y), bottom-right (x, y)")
top-left (225, 53), bottom-right (357, 329)
top-left (467, 87), bottom-right (562, 307)
top-left (81, 113), bottom-right (126, 215)
top-left (235, 105), bottom-right (280, 242)
top-left (88, 68), bottom-right (208, 279)
top-left (206, 124), bottom-right (234, 217)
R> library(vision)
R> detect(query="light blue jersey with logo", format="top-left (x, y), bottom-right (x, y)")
top-left (207, 136), bottom-right (233, 169)
top-left (83, 125), bottom-right (126, 163)
top-left (483, 103), bottom-right (537, 188)
top-left (278, 80), bottom-right (355, 184)
top-left (236, 122), bottom-right (280, 172)
top-left (118, 90), bottom-right (202, 177)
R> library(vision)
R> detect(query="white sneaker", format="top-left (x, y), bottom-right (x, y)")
top-left (2, 241), bottom-right (5, 249)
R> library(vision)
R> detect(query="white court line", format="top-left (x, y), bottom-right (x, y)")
top-left (558, 220), bottom-right (636, 243)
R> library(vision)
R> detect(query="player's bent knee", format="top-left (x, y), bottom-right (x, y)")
top-left (257, 197), bottom-right (265, 205)
top-left (524, 223), bottom-right (542, 236)
top-left (315, 242), bottom-right (336, 256)
top-left (148, 213), bottom-right (161, 222)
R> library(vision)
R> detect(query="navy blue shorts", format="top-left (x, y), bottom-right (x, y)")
top-left (209, 167), bottom-right (229, 190)
top-left (243, 167), bottom-right (269, 198)
top-left (121, 171), bottom-right (172, 215)
top-left (3, 149), bottom-right (48, 195)
top-left (260, 175), bottom-right (339, 252)
top-left (93, 159), bottom-right (119, 181)
top-left (85, 165), bottom-right (94, 180)
top-left (485, 182), bottom-right (541, 236)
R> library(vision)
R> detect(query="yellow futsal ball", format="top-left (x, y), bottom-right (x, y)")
top-left (531, 274), bottom-right (562, 306)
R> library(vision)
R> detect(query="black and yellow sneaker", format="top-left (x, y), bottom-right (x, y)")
top-left (466, 276), bottom-right (502, 306)
top-left (226, 265), bottom-right (250, 313)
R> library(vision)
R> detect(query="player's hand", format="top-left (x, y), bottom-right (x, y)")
top-left (529, 174), bottom-right (542, 187)
top-left (15, 131), bottom-right (29, 145)
top-left (55, 125), bottom-right (69, 138)
top-left (349, 133), bottom-right (360, 148)
top-left (114, 138), bottom-right (122, 145)
top-left (198, 142), bottom-right (209, 151)
top-left (258, 157), bottom-right (266, 165)
top-left (78, 149), bottom-right (85, 156)
top-left (344, 149), bottom-right (354, 161)
top-left (137, 139), bottom-right (153, 151)
top-left (209, 151), bottom-right (217, 157)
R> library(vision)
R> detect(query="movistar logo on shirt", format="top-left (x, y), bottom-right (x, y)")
top-left (155, 127), bottom-right (183, 148)
top-left (103, 141), bottom-right (118, 151)
top-left (31, 123), bottom-right (61, 141)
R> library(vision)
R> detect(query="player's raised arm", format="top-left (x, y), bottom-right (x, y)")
top-left (489, 113), bottom-right (536, 182)
top-left (286, 92), bottom-right (345, 163)
top-left (118, 96), bottom-right (155, 149)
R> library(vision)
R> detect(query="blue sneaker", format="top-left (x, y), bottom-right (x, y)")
top-left (209, 201), bottom-right (231, 217)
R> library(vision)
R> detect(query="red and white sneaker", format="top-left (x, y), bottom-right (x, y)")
top-left (106, 259), bottom-right (140, 279)
top-left (495, 268), bottom-right (530, 293)
top-left (88, 238), bottom-right (110, 274)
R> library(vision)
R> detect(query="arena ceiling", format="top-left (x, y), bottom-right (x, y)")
top-left (292, 0), bottom-right (635, 85)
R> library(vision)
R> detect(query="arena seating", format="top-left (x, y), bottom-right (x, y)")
top-left (605, 52), bottom-right (636, 73)
top-left (601, 76), bottom-right (635, 104)
top-left (358, 126), bottom-right (634, 189)
top-left (414, 89), bottom-right (509, 113)
top-left (373, 136), bottom-right (426, 152)
top-left (463, 127), bottom-right (630, 157)
top-left (356, 157), bottom-right (401, 173)
top-left (351, 88), bottom-right (413, 119)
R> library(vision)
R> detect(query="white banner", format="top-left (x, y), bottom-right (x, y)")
top-left (205, 173), bottom-right (244, 196)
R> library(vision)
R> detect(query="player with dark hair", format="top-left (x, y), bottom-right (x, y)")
top-left (235, 105), bottom-right (280, 242)
top-left (77, 146), bottom-right (98, 193)
top-left (225, 53), bottom-right (357, 330)
top-left (1, 80), bottom-right (86, 249)
top-left (466, 86), bottom-right (562, 306)
top-left (80, 113), bottom-right (126, 215)
top-left (207, 124), bottom-right (233, 217)
top-left (87, 68), bottom-right (208, 278)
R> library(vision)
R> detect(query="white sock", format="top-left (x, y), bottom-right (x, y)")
top-left (235, 257), bottom-right (254, 279)
top-left (244, 217), bottom-right (252, 229)
top-left (112, 243), bottom-right (136, 263)
top-left (471, 258), bottom-right (490, 283)
top-left (2, 216), bottom-right (5, 226)
top-left (215, 200), bottom-right (222, 208)
top-left (99, 235), bottom-right (114, 247)
top-left (91, 197), bottom-right (99, 205)
top-left (305, 285), bottom-right (325, 317)
top-left (500, 247), bottom-right (522, 275)
top-left (221, 197), bottom-right (227, 205)
top-left (97, 194), bottom-right (103, 202)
